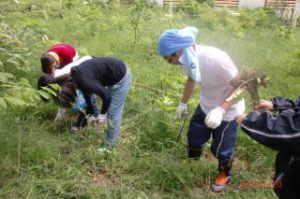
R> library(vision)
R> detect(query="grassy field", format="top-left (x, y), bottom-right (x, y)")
top-left (0, 0), bottom-right (300, 198)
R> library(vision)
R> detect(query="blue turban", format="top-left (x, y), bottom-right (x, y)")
top-left (158, 26), bottom-right (199, 56)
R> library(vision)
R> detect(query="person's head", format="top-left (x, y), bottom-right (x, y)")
top-left (162, 50), bottom-right (183, 65)
top-left (158, 27), bottom-right (198, 64)
top-left (41, 52), bottom-right (60, 74)
top-left (37, 74), bottom-right (56, 90)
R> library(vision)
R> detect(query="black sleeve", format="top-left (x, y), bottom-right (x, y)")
top-left (240, 110), bottom-right (300, 154)
top-left (272, 96), bottom-right (300, 112)
top-left (274, 151), bottom-right (293, 179)
top-left (80, 80), bottom-right (111, 114)
top-left (92, 84), bottom-right (110, 114)
top-left (276, 158), bottom-right (300, 199)
top-left (72, 69), bottom-right (111, 114)
top-left (73, 76), bottom-right (111, 114)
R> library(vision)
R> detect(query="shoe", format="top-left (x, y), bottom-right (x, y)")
top-left (97, 144), bottom-right (112, 153)
top-left (188, 146), bottom-right (203, 160)
top-left (211, 170), bottom-right (231, 192)
top-left (70, 125), bottom-right (86, 133)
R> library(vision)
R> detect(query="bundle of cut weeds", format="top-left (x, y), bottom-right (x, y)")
top-left (232, 69), bottom-right (270, 107)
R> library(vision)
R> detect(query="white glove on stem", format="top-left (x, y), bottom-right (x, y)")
top-left (54, 107), bottom-right (66, 121)
top-left (204, 106), bottom-right (225, 129)
top-left (96, 114), bottom-right (107, 124)
top-left (176, 102), bottom-right (188, 120)
top-left (88, 114), bottom-right (107, 127)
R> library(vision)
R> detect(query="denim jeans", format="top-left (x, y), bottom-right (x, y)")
top-left (106, 70), bottom-right (132, 147)
top-left (187, 105), bottom-right (238, 166)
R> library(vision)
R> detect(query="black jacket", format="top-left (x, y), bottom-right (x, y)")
top-left (241, 96), bottom-right (300, 199)
top-left (71, 57), bottom-right (127, 114)
top-left (241, 96), bottom-right (300, 156)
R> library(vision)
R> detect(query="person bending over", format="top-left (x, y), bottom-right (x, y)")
top-left (71, 57), bottom-right (132, 153)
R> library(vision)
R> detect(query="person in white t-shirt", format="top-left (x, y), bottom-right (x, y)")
top-left (158, 27), bottom-right (245, 192)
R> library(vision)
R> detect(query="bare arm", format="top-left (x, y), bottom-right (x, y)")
top-left (219, 101), bottom-right (233, 112)
top-left (220, 73), bottom-right (242, 111)
top-left (180, 76), bottom-right (197, 103)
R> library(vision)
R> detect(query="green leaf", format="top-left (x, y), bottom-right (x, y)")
top-left (41, 87), bottom-right (57, 97)
top-left (37, 90), bottom-right (50, 100)
top-left (12, 54), bottom-right (22, 59)
top-left (48, 83), bottom-right (61, 91)
top-left (0, 72), bottom-right (14, 81)
top-left (33, 92), bottom-right (42, 100)
top-left (5, 97), bottom-right (26, 106)
top-left (0, 98), bottom-right (7, 110)
top-left (19, 78), bottom-right (29, 85)
top-left (6, 58), bottom-right (20, 67)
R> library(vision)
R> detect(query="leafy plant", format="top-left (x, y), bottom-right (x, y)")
top-left (129, 0), bottom-right (153, 53)
top-left (0, 22), bottom-right (43, 111)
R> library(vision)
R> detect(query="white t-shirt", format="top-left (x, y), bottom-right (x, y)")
top-left (54, 55), bottom-right (93, 78)
top-left (183, 45), bottom-right (245, 121)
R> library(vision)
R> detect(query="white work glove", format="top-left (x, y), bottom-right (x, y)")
top-left (236, 98), bottom-right (246, 115)
top-left (176, 102), bottom-right (188, 120)
top-left (88, 114), bottom-right (107, 127)
top-left (204, 106), bottom-right (225, 129)
top-left (54, 107), bottom-right (66, 121)
top-left (97, 114), bottom-right (107, 124)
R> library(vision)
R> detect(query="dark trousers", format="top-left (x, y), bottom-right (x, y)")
top-left (75, 94), bottom-right (99, 128)
top-left (187, 106), bottom-right (238, 167)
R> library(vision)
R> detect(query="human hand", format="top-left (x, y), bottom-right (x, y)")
top-left (254, 99), bottom-right (273, 111)
top-left (176, 102), bottom-right (189, 120)
top-left (97, 114), bottom-right (107, 124)
top-left (235, 114), bottom-right (247, 124)
top-left (204, 106), bottom-right (225, 129)
top-left (95, 114), bottom-right (107, 128)
top-left (88, 114), bottom-right (107, 128)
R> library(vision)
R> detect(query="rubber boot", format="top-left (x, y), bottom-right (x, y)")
top-left (188, 146), bottom-right (203, 160)
top-left (211, 163), bottom-right (232, 192)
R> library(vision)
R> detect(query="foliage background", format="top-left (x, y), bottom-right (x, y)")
top-left (0, 0), bottom-right (300, 198)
